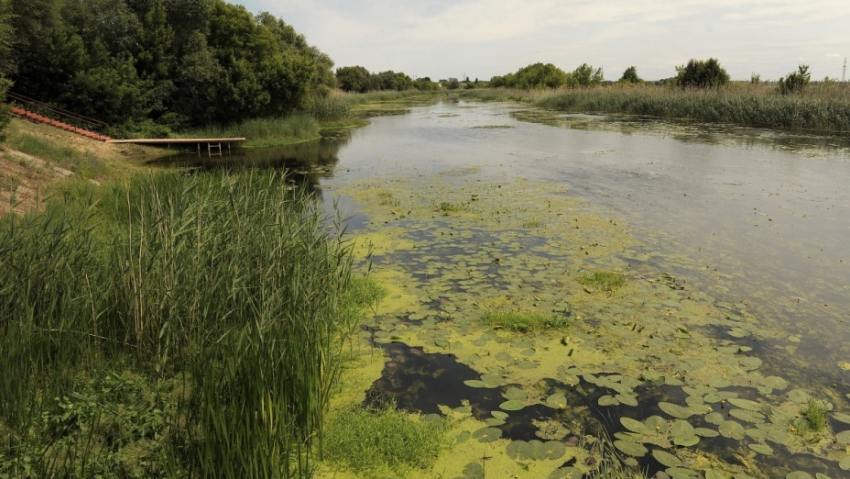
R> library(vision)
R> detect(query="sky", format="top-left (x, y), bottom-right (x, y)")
top-left (237, 0), bottom-right (850, 82)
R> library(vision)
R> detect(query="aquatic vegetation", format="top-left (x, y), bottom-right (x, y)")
top-left (482, 309), bottom-right (571, 333)
top-left (438, 201), bottom-right (469, 213)
top-left (324, 405), bottom-right (449, 475)
top-left (577, 271), bottom-right (627, 292)
top-left (0, 170), bottom-right (372, 477)
top-left (180, 113), bottom-right (321, 147)
top-left (795, 399), bottom-right (827, 434)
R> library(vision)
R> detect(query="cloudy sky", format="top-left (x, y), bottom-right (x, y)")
top-left (238, 0), bottom-right (849, 82)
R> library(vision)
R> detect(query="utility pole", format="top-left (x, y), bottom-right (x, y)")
top-left (843, 58), bottom-right (847, 83)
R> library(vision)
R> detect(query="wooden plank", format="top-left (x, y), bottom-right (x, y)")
top-left (107, 138), bottom-right (246, 144)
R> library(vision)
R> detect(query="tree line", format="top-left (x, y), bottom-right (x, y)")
top-left (0, 0), bottom-right (337, 135)
top-left (335, 66), bottom-right (439, 93)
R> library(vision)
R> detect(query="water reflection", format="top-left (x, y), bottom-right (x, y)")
top-left (148, 134), bottom-right (349, 193)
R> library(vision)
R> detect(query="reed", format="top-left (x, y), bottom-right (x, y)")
top-left (463, 83), bottom-right (850, 132)
top-left (180, 114), bottom-right (321, 147)
top-left (0, 170), bottom-right (375, 477)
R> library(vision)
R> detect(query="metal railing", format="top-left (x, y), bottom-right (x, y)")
top-left (6, 92), bottom-right (109, 133)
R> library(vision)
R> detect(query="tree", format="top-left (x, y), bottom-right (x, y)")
top-left (619, 66), bottom-right (642, 84)
top-left (778, 65), bottom-right (810, 95)
top-left (573, 63), bottom-right (603, 87)
top-left (675, 58), bottom-right (729, 88)
top-left (336, 66), bottom-right (370, 92)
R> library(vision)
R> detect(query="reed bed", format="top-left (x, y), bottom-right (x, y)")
top-left (0, 170), bottom-right (377, 477)
top-left (180, 114), bottom-right (321, 147)
top-left (463, 83), bottom-right (850, 132)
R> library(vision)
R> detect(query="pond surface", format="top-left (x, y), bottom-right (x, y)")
top-left (175, 101), bottom-right (850, 478)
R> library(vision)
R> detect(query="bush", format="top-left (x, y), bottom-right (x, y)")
top-left (778, 65), bottom-right (811, 95)
top-left (676, 58), bottom-right (730, 88)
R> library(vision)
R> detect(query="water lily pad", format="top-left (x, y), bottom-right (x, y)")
top-left (729, 328), bottom-right (750, 338)
top-left (836, 430), bottom-right (850, 445)
top-left (719, 421), bottom-right (746, 440)
top-left (695, 427), bottom-right (720, 438)
top-left (652, 449), bottom-right (682, 468)
top-left (730, 408), bottom-right (765, 424)
top-left (491, 411), bottom-right (509, 420)
top-left (748, 443), bottom-right (773, 455)
top-left (785, 472), bottom-right (813, 479)
top-left (472, 426), bottom-right (502, 442)
top-left (620, 417), bottom-right (647, 433)
top-left (704, 393), bottom-right (721, 403)
top-left (705, 412), bottom-right (725, 425)
top-left (815, 474), bottom-right (832, 479)
top-left (739, 357), bottom-right (762, 371)
top-left (832, 412), bottom-right (850, 425)
top-left (504, 387), bottom-right (527, 401)
top-left (463, 380), bottom-right (488, 388)
top-left (456, 431), bottom-right (471, 444)
top-left (705, 470), bottom-right (726, 479)
top-left (728, 398), bottom-right (762, 411)
top-left (517, 360), bottom-right (538, 370)
top-left (598, 395), bottom-right (619, 406)
top-left (499, 400), bottom-right (525, 411)
top-left (546, 393), bottom-right (568, 409)
top-left (434, 339), bottom-right (449, 348)
top-left (764, 376), bottom-right (788, 390)
top-left (788, 389), bottom-right (810, 404)
top-left (613, 440), bottom-right (648, 457)
top-left (549, 467), bottom-right (583, 479)
top-left (666, 467), bottom-right (700, 479)
top-left (484, 417), bottom-right (505, 426)
top-left (659, 402), bottom-right (693, 419)
top-left (840, 456), bottom-right (850, 470)
top-left (645, 415), bottom-right (668, 432)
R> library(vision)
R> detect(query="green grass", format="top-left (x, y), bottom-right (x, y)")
top-left (797, 399), bottom-right (827, 434)
top-left (0, 170), bottom-right (377, 477)
top-left (462, 83), bottom-right (850, 133)
top-left (577, 271), bottom-right (627, 292)
top-left (324, 405), bottom-right (449, 476)
top-left (437, 201), bottom-right (468, 213)
top-left (482, 309), bottom-right (571, 333)
top-left (4, 130), bottom-right (107, 179)
top-left (179, 113), bottom-right (321, 147)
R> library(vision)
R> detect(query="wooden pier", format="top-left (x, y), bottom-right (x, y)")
top-left (107, 138), bottom-right (247, 157)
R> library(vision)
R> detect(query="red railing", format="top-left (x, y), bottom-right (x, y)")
top-left (6, 92), bottom-right (109, 133)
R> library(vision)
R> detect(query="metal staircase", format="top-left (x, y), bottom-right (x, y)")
top-left (6, 92), bottom-right (112, 142)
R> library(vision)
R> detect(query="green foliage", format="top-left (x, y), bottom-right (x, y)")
top-left (324, 406), bottom-right (449, 475)
top-left (181, 113), bottom-right (320, 147)
top-left (619, 66), bottom-right (642, 84)
top-left (482, 309), bottom-right (571, 333)
top-left (778, 64), bottom-right (811, 95)
top-left (793, 399), bottom-right (827, 434)
top-left (4, 125), bottom-right (107, 177)
top-left (0, 170), bottom-right (373, 477)
top-left (573, 63), bottom-right (604, 87)
top-left (577, 271), bottom-right (627, 292)
top-left (675, 58), bottom-right (730, 88)
top-left (7, 0), bottom-right (337, 133)
top-left (491, 63), bottom-right (569, 89)
top-left (445, 77), bottom-right (461, 90)
top-left (751, 73), bottom-right (761, 84)
top-left (335, 66), bottom-right (417, 93)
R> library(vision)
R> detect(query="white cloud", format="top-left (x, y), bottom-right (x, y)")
top-left (235, 0), bottom-right (850, 81)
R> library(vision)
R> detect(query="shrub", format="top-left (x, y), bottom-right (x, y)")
top-left (778, 65), bottom-right (811, 95)
top-left (675, 58), bottom-right (730, 88)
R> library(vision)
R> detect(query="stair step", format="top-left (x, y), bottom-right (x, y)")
top-left (9, 101), bottom-right (108, 141)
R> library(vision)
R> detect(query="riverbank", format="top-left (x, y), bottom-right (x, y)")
top-left (460, 83), bottom-right (850, 133)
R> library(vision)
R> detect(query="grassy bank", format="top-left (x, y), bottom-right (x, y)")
top-left (461, 83), bottom-right (850, 132)
top-left (178, 90), bottom-right (443, 148)
top-left (0, 170), bottom-right (381, 477)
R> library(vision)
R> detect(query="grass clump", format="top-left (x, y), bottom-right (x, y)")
top-left (483, 309), bottom-right (571, 333)
top-left (437, 201), bottom-right (468, 213)
top-left (577, 271), bottom-right (627, 292)
top-left (324, 405), bottom-right (449, 476)
top-left (795, 399), bottom-right (827, 434)
top-left (180, 113), bottom-right (321, 147)
top-left (0, 170), bottom-right (373, 477)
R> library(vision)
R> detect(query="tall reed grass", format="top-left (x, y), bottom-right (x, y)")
top-left (0, 170), bottom-right (377, 477)
top-left (463, 83), bottom-right (850, 132)
top-left (180, 114), bottom-right (321, 147)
